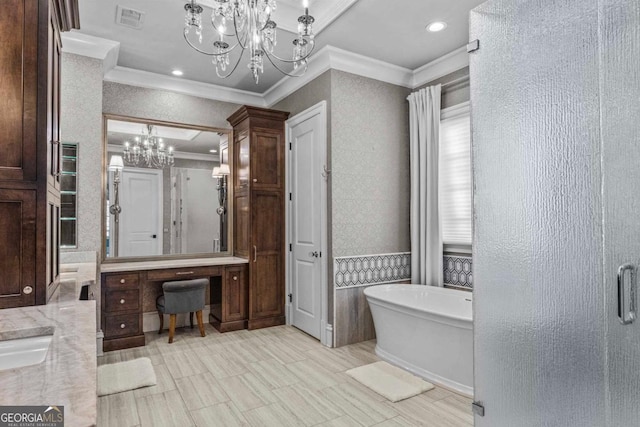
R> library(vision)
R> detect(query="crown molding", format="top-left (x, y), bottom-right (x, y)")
top-left (411, 45), bottom-right (469, 88)
top-left (61, 32), bottom-right (120, 75)
top-left (263, 45), bottom-right (414, 106)
top-left (63, 31), bottom-right (468, 108)
top-left (104, 66), bottom-right (266, 107)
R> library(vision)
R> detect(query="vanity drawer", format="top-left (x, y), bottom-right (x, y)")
top-left (105, 289), bottom-right (140, 313)
top-left (105, 313), bottom-right (140, 338)
top-left (147, 266), bottom-right (221, 281)
top-left (104, 273), bottom-right (139, 289)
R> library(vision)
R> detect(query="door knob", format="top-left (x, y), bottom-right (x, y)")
top-left (151, 234), bottom-right (157, 238)
top-left (309, 251), bottom-right (319, 258)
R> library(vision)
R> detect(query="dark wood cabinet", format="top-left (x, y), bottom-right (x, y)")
top-left (0, 0), bottom-right (78, 308)
top-left (101, 271), bottom-right (144, 352)
top-left (228, 106), bottom-right (289, 330)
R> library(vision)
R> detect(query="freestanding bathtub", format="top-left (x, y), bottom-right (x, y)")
top-left (364, 284), bottom-right (473, 396)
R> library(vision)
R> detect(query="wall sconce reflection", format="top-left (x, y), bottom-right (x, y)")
top-left (108, 155), bottom-right (124, 257)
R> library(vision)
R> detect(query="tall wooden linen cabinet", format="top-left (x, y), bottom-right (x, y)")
top-left (228, 106), bottom-right (289, 329)
top-left (0, 0), bottom-right (79, 308)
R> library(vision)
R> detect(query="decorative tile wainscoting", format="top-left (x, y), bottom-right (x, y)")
top-left (443, 255), bottom-right (473, 289)
top-left (334, 252), bottom-right (411, 288)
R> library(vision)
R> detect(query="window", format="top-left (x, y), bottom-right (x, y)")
top-left (440, 103), bottom-right (472, 246)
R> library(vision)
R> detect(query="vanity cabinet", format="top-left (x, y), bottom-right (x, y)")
top-left (228, 106), bottom-right (289, 330)
top-left (101, 272), bottom-right (144, 352)
top-left (0, 0), bottom-right (79, 308)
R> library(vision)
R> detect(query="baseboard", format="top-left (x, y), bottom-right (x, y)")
top-left (322, 323), bottom-right (334, 348)
top-left (96, 330), bottom-right (104, 356)
top-left (103, 335), bottom-right (145, 352)
top-left (142, 305), bottom-right (211, 333)
top-left (209, 314), bottom-right (247, 332)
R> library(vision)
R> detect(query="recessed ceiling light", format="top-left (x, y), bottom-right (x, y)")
top-left (172, 69), bottom-right (184, 76)
top-left (426, 21), bottom-right (447, 32)
top-left (209, 149), bottom-right (217, 153)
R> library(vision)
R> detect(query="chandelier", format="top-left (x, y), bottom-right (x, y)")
top-left (123, 124), bottom-right (175, 168)
top-left (183, 0), bottom-right (315, 84)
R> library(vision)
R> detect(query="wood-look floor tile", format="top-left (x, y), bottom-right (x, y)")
top-left (191, 401), bottom-right (249, 427)
top-left (196, 350), bottom-right (249, 379)
top-left (248, 359), bottom-right (300, 389)
top-left (217, 373), bottom-right (276, 412)
top-left (305, 346), bottom-right (362, 373)
top-left (432, 395), bottom-right (474, 425)
top-left (373, 416), bottom-right (419, 426)
top-left (175, 372), bottom-right (229, 411)
top-left (273, 383), bottom-right (343, 426)
top-left (242, 402), bottom-right (301, 427)
top-left (321, 382), bottom-right (398, 426)
top-left (287, 359), bottom-right (344, 391)
top-left (97, 390), bottom-right (139, 427)
top-left (318, 415), bottom-right (366, 427)
top-left (163, 350), bottom-right (208, 379)
top-left (261, 341), bottom-right (308, 364)
top-left (136, 389), bottom-right (194, 427)
top-left (391, 394), bottom-right (472, 427)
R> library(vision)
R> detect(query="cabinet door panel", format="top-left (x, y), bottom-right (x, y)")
top-left (0, 190), bottom-right (36, 308)
top-left (250, 192), bottom-right (283, 318)
top-left (235, 130), bottom-right (250, 190)
top-left (250, 129), bottom-right (283, 190)
top-left (224, 266), bottom-right (247, 321)
top-left (0, 0), bottom-right (38, 182)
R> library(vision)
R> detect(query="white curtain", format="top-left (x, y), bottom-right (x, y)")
top-left (408, 85), bottom-right (443, 286)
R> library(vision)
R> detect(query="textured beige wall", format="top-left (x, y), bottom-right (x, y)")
top-left (60, 53), bottom-right (104, 257)
top-left (330, 70), bottom-right (412, 258)
top-left (102, 82), bottom-right (241, 129)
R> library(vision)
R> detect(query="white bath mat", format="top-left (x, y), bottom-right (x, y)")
top-left (97, 357), bottom-right (157, 396)
top-left (346, 361), bottom-right (434, 402)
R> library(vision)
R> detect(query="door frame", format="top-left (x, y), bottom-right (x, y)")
top-left (285, 101), bottom-right (331, 347)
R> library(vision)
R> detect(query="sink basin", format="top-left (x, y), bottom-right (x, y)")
top-left (0, 333), bottom-right (53, 370)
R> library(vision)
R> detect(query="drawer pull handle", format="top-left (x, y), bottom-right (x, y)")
top-left (176, 271), bottom-right (194, 276)
top-left (233, 276), bottom-right (238, 281)
top-left (120, 299), bottom-right (125, 304)
top-left (120, 279), bottom-right (125, 284)
top-left (120, 323), bottom-right (126, 329)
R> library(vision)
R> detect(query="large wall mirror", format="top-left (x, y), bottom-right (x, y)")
top-left (103, 115), bottom-right (232, 260)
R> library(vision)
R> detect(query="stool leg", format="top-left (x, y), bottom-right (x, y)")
top-left (158, 311), bottom-right (164, 334)
top-left (190, 312), bottom-right (194, 329)
top-left (168, 314), bottom-right (176, 344)
top-left (196, 310), bottom-right (206, 337)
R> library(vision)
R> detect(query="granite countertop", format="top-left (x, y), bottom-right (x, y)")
top-left (100, 256), bottom-right (249, 272)
top-left (0, 262), bottom-right (98, 427)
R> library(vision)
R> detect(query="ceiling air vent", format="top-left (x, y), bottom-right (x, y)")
top-left (116, 5), bottom-right (145, 29)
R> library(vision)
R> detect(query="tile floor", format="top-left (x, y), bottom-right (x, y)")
top-left (97, 325), bottom-right (473, 427)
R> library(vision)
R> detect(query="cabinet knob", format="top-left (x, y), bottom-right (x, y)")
top-left (233, 276), bottom-right (238, 281)
top-left (120, 323), bottom-right (126, 329)
top-left (120, 299), bottom-right (125, 304)
top-left (253, 178), bottom-right (258, 182)
top-left (120, 279), bottom-right (125, 284)
top-left (23, 286), bottom-right (33, 295)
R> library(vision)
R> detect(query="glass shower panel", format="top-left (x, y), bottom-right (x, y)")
top-left (600, 0), bottom-right (640, 425)
top-left (470, 0), bottom-right (605, 426)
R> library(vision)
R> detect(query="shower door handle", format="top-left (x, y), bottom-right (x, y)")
top-left (617, 263), bottom-right (637, 325)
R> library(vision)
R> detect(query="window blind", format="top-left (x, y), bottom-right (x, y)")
top-left (440, 105), bottom-right (472, 245)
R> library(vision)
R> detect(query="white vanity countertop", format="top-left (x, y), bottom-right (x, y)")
top-left (0, 300), bottom-right (97, 427)
top-left (100, 256), bottom-right (249, 272)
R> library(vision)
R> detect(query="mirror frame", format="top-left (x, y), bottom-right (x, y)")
top-left (101, 114), bottom-right (234, 263)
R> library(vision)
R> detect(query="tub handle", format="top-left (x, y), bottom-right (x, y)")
top-left (617, 263), bottom-right (637, 325)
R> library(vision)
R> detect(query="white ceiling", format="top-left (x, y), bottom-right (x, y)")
top-left (76, 0), bottom-right (484, 93)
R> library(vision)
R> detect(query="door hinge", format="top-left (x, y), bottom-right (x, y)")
top-left (319, 251), bottom-right (322, 258)
top-left (288, 293), bottom-right (292, 303)
top-left (472, 402), bottom-right (485, 417)
top-left (289, 193), bottom-right (292, 201)
top-left (289, 142), bottom-right (292, 150)
top-left (289, 244), bottom-right (292, 252)
top-left (467, 39), bottom-right (480, 53)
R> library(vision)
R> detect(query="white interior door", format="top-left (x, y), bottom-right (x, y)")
top-left (288, 103), bottom-right (327, 340)
top-left (181, 168), bottom-right (218, 254)
top-left (119, 168), bottom-right (163, 257)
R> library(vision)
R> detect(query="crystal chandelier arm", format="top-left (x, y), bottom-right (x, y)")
top-left (263, 39), bottom-right (315, 63)
top-left (232, 8), bottom-right (250, 50)
top-left (183, 28), bottom-right (241, 56)
top-left (262, 47), bottom-right (309, 77)
top-left (214, 45), bottom-right (248, 79)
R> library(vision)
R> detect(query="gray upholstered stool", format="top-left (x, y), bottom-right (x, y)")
top-left (156, 278), bottom-right (208, 343)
